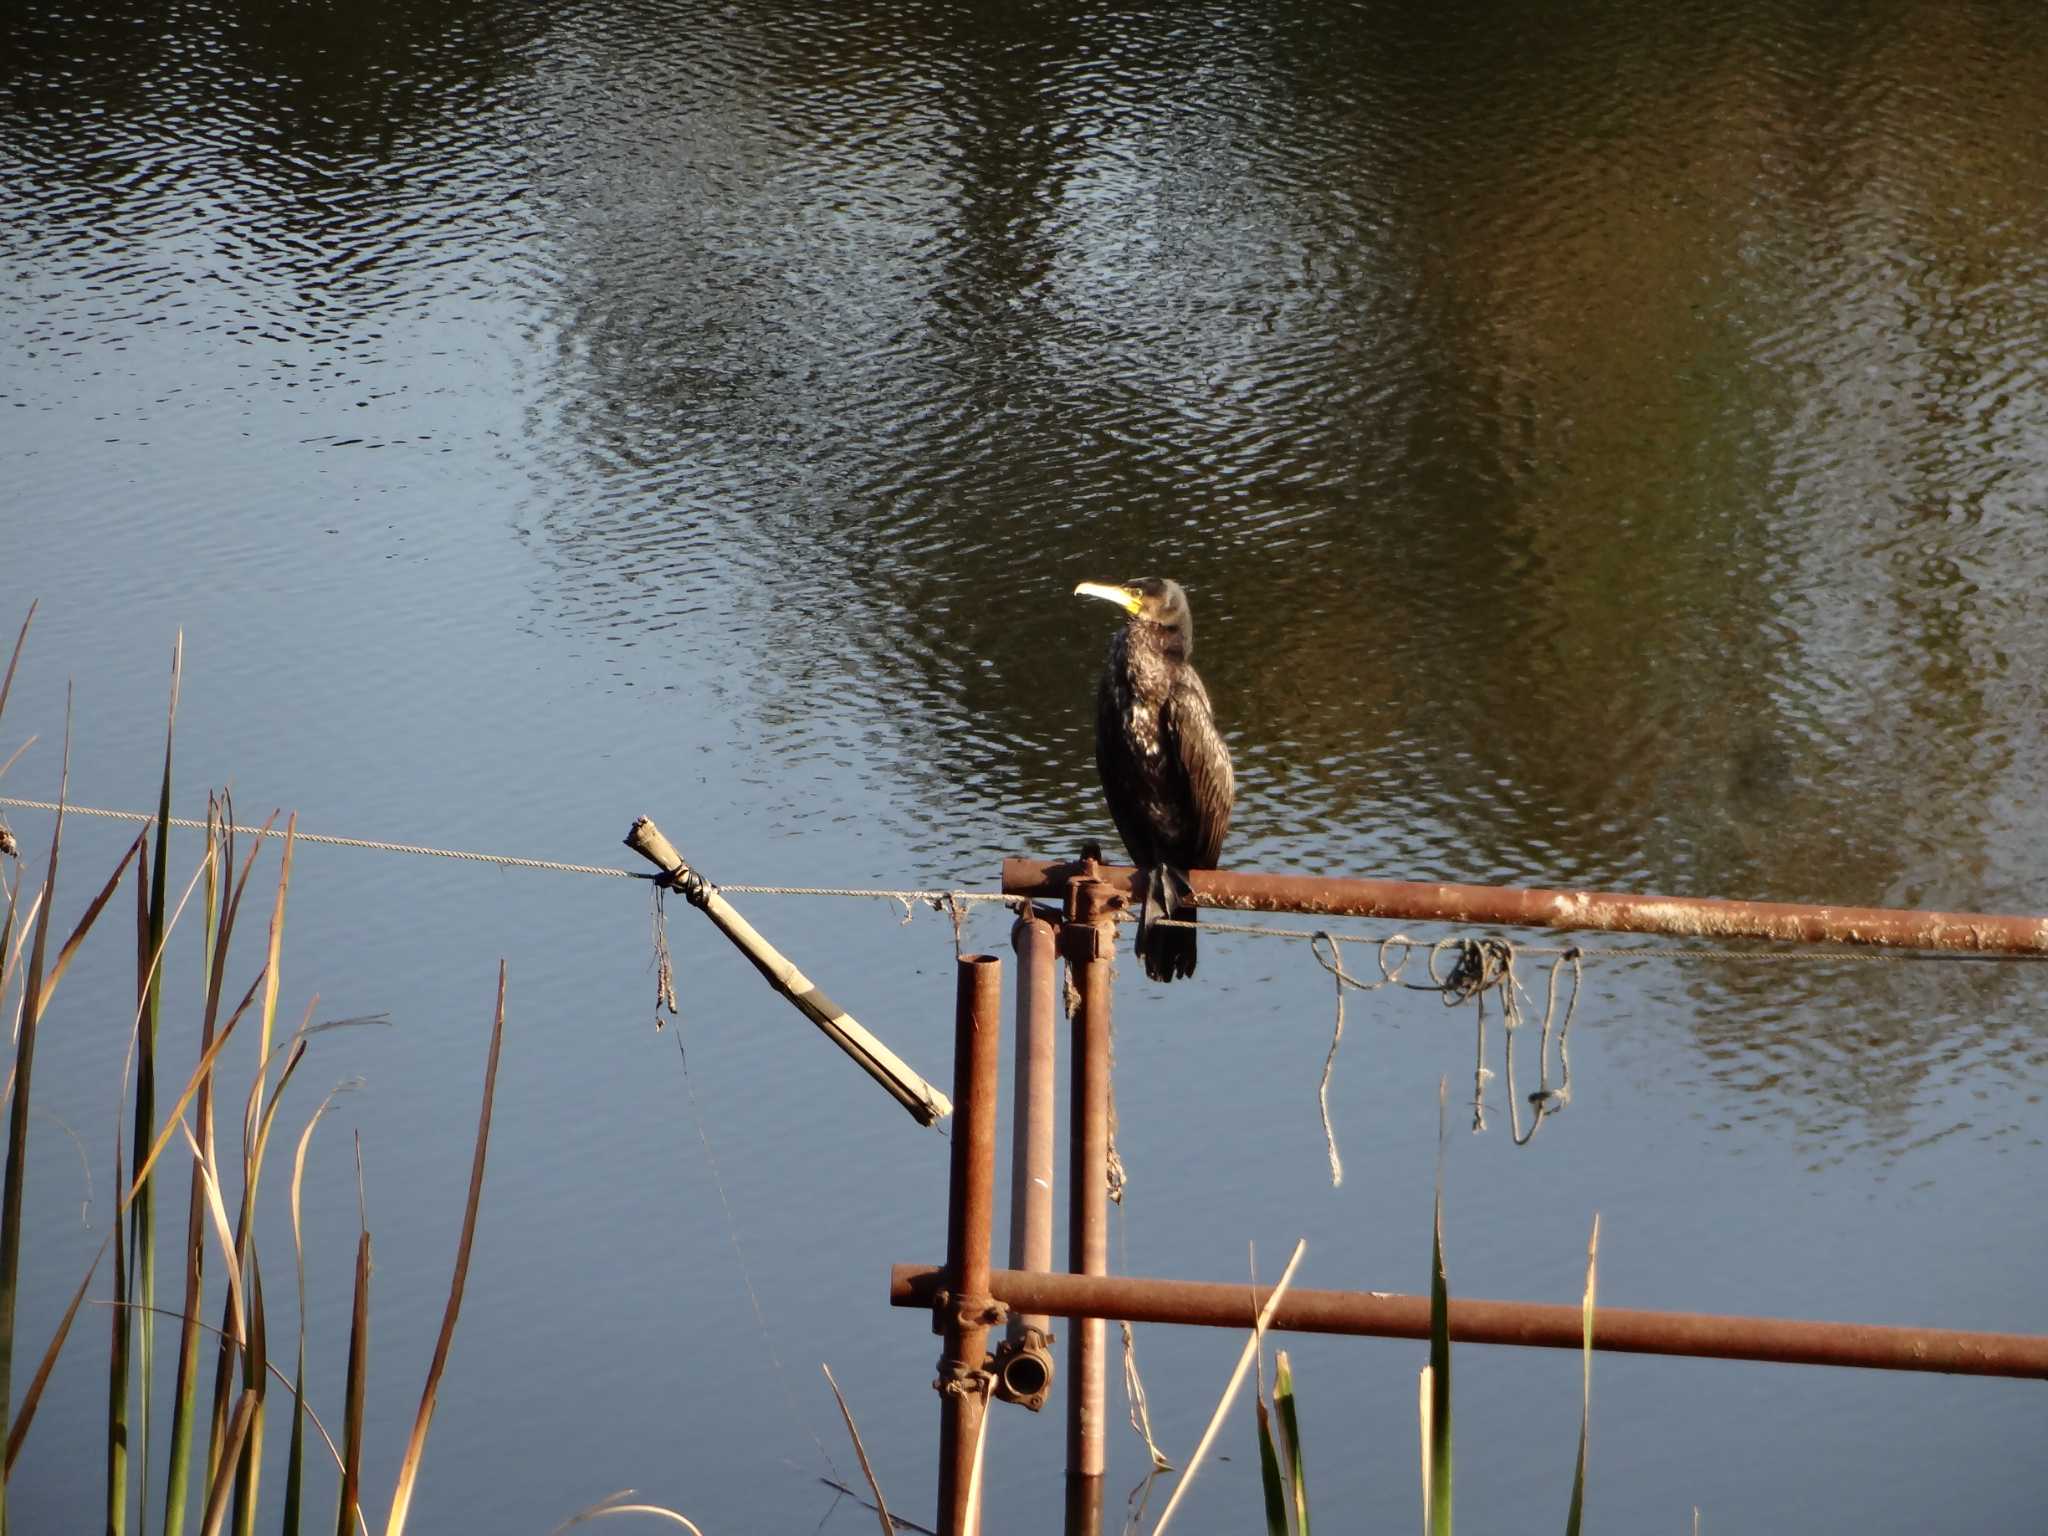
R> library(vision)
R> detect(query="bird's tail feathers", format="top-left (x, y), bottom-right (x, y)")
top-left (1136, 864), bottom-right (1198, 982)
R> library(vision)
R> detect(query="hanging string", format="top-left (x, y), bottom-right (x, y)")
top-left (1305, 932), bottom-right (1422, 1186)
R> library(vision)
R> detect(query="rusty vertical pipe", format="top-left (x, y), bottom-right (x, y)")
top-left (1063, 879), bottom-right (1116, 1536)
top-left (996, 911), bottom-right (1058, 1408)
top-left (937, 953), bottom-right (1004, 1536)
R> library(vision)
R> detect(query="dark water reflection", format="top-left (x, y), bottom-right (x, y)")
top-left (534, 0), bottom-right (2048, 1044)
top-left (5, 0), bottom-right (2048, 1530)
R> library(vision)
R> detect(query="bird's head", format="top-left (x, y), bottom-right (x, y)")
top-left (1074, 577), bottom-right (1193, 643)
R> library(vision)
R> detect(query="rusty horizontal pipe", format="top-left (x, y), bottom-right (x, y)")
top-left (891, 1264), bottom-right (2048, 1380)
top-left (1002, 857), bottom-right (2048, 955)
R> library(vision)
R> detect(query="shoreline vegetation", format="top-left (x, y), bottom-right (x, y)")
top-left (0, 605), bottom-right (700, 1535)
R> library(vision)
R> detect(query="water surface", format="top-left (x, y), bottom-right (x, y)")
top-left (4, 1), bottom-right (2046, 1531)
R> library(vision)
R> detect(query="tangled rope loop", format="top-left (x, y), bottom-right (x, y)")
top-left (1424, 936), bottom-right (1581, 1144)
top-left (1432, 935), bottom-right (1516, 1007)
top-left (1306, 930), bottom-right (1581, 1165)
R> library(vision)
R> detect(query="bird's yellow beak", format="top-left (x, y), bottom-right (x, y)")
top-left (1074, 580), bottom-right (1142, 614)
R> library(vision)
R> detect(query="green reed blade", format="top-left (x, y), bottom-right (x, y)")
top-left (1254, 1396), bottom-right (1288, 1536)
top-left (1, 693), bottom-right (67, 1536)
top-left (1274, 1351), bottom-right (1308, 1536)
top-left (383, 963), bottom-right (507, 1536)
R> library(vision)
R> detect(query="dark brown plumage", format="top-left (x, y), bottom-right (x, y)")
top-left (1074, 577), bottom-right (1235, 981)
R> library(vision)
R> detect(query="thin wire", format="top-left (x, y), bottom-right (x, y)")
top-left (11, 796), bottom-right (2041, 969)
top-left (670, 1030), bottom-right (840, 1483)
top-left (0, 796), bottom-right (635, 879)
top-left (0, 797), bottom-right (1022, 912)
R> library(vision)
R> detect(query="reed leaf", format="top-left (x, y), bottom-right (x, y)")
top-left (5, 835), bottom-right (130, 1097)
top-left (1425, 1084), bottom-right (1452, 1536)
top-left (110, 1106), bottom-right (131, 1536)
top-left (1253, 1397), bottom-right (1288, 1536)
top-left (384, 962), bottom-right (506, 1536)
top-left (165, 798), bottom-right (229, 1536)
top-left (200, 1389), bottom-right (257, 1536)
top-left (129, 634), bottom-right (182, 1536)
top-left (231, 1256), bottom-right (267, 1536)
top-left (0, 604), bottom-right (32, 735)
top-left (4, 1232), bottom-right (109, 1473)
top-left (2, 887), bottom-right (40, 1060)
top-left (32, 832), bottom-right (143, 1015)
top-left (1, 886), bottom-right (48, 1124)
top-left (111, 825), bottom-right (217, 1536)
top-left (0, 690), bottom-right (66, 1536)
top-left (204, 805), bottom-right (277, 1496)
top-left (221, 1007), bottom-right (305, 1536)
top-left (821, 1364), bottom-right (894, 1536)
top-left (338, 1221), bottom-right (369, 1536)
top-left (1563, 1215), bottom-right (1598, 1536)
top-left (248, 818), bottom-right (293, 1158)
top-left (125, 966), bottom-right (260, 1212)
top-left (162, 1159), bottom-right (207, 1536)
top-left (1417, 1368), bottom-right (1431, 1536)
top-left (1274, 1351), bottom-right (1308, 1536)
top-left (180, 1120), bottom-right (246, 1351)
top-left (99, 1300), bottom-right (356, 1505)
top-left (283, 1087), bottom-right (350, 1536)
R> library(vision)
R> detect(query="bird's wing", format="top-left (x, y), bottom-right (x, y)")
top-left (1162, 670), bottom-right (1234, 870)
top-left (1096, 664), bottom-right (1160, 866)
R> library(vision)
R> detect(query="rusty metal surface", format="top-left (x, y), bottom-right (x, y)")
top-left (935, 954), bottom-right (1004, 1536)
top-left (1064, 879), bottom-right (1116, 1515)
top-left (1005, 912), bottom-right (1058, 1344)
top-left (1003, 856), bottom-right (2048, 954)
top-left (892, 1264), bottom-right (2048, 1380)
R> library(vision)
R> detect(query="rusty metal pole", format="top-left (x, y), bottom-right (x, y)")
top-left (1002, 857), bottom-right (2048, 955)
top-left (891, 1264), bottom-right (2048, 1380)
top-left (994, 910), bottom-right (1058, 1409)
top-left (936, 953), bottom-right (1003, 1536)
top-left (1063, 878), bottom-right (1117, 1536)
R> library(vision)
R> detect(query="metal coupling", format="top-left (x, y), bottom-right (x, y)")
top-left (990, 1327), bottom-right (1056, 1412)
top-left (927, 1287), bottom-right (1007, 1335)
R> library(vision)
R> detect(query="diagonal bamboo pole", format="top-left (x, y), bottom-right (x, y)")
top-left (625, 818), bottom-right (952, 1126)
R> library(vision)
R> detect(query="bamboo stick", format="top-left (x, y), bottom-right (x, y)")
top-left (623, 817), bottom-right (953, 1127)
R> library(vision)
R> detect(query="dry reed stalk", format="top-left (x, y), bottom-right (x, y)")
top-left (822, 1364), bottom-right (896, 1536)
top-left (282, 1086), bottom-right (351, 1536)
top-left (383, 962), bottom-right (506, 1536)
top-left (1564, 1216), bottom-right (1599, 1536)
top-left (201, 1389), bottom-right (258, 1536)
top-left (1151, 1238), bottom-right (1309, 1536)
top-left (4, 1235), bottom-right (108, 1472)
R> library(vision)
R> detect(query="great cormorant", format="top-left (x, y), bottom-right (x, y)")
top-left (1074, 577), bottom-right (1235, 981)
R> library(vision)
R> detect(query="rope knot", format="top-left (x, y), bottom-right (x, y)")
top-left (666, 866), bottom-right (716, 910)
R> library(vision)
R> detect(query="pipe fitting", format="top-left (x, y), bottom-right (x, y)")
top-left (991, 1329), bottom-right (1056, 1412)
